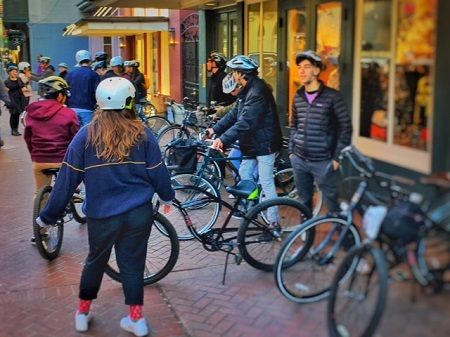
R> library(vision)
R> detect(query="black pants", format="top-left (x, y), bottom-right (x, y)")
top-left (290, 154), bottom-right (340, 214)
top-left (79, 203), bottom-right (153, 305)
top-left (9, 112), bottom-right (20, 131)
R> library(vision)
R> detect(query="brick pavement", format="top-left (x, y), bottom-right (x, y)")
top-left (0, 110), bottom-right (449, 337)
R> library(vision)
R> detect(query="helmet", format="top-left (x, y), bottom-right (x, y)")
top-left (94, 51), bottom-right (108, 62)
top-left (76, 50), bottom-right (91, 64)
top-left (381, 201), bottom-right (427, 245)
top-left (295, 50), bottom-right (323, 68)
top-left (226, 55), bottom-right (259, 73)
top-left (110, 56), bottom-right (124, 67)
top-left (208, 51), bottom-right (227, 69)
top-left (38, 76), bottom-right (69, 97)
top-left (58, 62), bottom-right (68, 68)
top-left (96, 77), bottom-right (136, 110)
top-left (222, 73), bottom-right (237, 94)
top-left (39, 56), bottom-right (51, 64)
top-left (18, 62), bottom-right (31, 71)
top-left (92, 60), bottom-right (107, 70)
top-left (124, 60), bottom-right (139, 67)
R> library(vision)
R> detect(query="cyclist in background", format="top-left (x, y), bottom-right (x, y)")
top-left (207, 55), bottom-right (283, 234)
top-left (31, 56), bottom-right (54, 81)
top-left (35, 77), bottom-right (174, 336)
top-left (206, 51), bottom-right (236, 107)
top-left (23, 76), bottom-right (79, 243)
top-left (0, 79), bottom-right (14, 148)
top-left (66, 50), bottom-right (100, 126)
top-left (124, 60), bottom-right (147, 102)
top-left (57, 62), bottom-right (69, 80)
top-left (18, 61), bottom-right (32, 105)
top-left (103, 56), bottom-right (125, 79)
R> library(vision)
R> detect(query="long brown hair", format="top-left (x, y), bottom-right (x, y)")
top-left (87, 109), bottom-right (146, 162)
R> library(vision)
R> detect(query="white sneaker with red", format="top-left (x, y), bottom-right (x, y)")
top-left (120, 315), bottom-right (149, 337)
top-left (74, 311), bottom-right (92, 332)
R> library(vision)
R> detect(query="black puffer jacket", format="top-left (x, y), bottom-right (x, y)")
top-left (213, 76), bottom-right (282, 156)
top-left (289, 83), bottom-right (352, 161)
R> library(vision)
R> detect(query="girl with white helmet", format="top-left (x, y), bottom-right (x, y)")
top-left (36, 77), bottom-right (174, 337)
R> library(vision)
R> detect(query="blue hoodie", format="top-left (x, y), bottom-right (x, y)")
top-left (39, 126), bottom-right (174, 223)
top-left (66, 65), bottom-right (100, 110)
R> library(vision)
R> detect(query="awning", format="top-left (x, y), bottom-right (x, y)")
top-left (63, 16), bottom-right (170, 37)
top-left (88, 0), bottom-right (231, 10)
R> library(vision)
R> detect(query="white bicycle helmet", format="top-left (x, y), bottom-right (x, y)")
top-left (226, 55), bottom-right (259, 73)
top-left (110, 56), bottom-right (124, 67)
top-left (295, 50), bottom-right (323, 68)
top-left (222, 73), bottom-right (237, 94)
top-left (96, 77), bottom-right (136, 110)
top-left (18, 61), bottom-right (31, 71)
top-left (124, 60), bottom-right (139, 67)
top-left (76, 50), bottom-right (91, 64)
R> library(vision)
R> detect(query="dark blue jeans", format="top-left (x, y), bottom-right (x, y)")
top-left (290, 154), bottom-right (340, 214)
top-left (79, 203), bottom-right (153, 305)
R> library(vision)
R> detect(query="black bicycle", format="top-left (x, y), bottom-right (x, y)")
top-left (105, 201), bottom-right (180, 286)
top-left (327, 172), bottom-right (450, 337)
top-left (33, 168), bottom-right (86, 260)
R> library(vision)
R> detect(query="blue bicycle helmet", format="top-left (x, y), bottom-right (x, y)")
top-left (295, 50), bottom-right (323, 68)
top-left (222, 73), bottom-right (238, 94)
top-left (226, 55), bottom-right (259, 74)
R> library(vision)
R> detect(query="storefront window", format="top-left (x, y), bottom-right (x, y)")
top-left (356, 0), bottom-right (437, 172)
top-left (316, 1), bottom-right (342, 90)
top-left (247, 0), bottom-right (278, 96)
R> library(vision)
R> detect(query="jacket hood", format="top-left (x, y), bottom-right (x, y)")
top-left (26, 100), bottom-right (65, 121)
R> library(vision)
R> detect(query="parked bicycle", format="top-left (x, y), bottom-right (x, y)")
top-left (33, 168), bottom-right (86, 260)
top-left (135, 97), bottom-right (171, 135)
top-left (105, 201), bottom-right (180, 286)
top-left (273, 145), bottom-right (416, 304)
top-left (327, 171), bottom-right (450, 337)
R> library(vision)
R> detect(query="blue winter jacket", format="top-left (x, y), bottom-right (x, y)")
top-left (39, 126), bottom-right (174, 224)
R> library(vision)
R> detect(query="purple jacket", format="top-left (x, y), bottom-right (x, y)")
top-left (24, 99), bottom-right (79, 163)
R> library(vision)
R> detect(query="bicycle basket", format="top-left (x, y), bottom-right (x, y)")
top-left (166, 138), bottom-right (198, 174)
top-left (381, 201), bottom-right (427, 244)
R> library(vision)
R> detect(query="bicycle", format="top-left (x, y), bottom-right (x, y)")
top-left (105, 201), bottom-right (180, 286)
top-left (135, 97), bottom-right (171, 136)
top-left (273, 145), bottom-right (415, 304)
top-left (163, 177), bottom-right (311, 283)
top-left (327, 172), bottom-right (450, 337)
top-left (33, 168), bottom-right (86, 261)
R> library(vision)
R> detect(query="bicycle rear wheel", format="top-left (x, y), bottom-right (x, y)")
top-left (33, 185), bottom-right (64, 261)
top-left (166, 180), bottom-right (220, 240)
top-left (105, 213), bottom-right (179, 285)
top-left (237, 197), bottom-right (312, 271)
top-left (274, 216), bottom-right (361, 303)
top-left (145, 116), bottom-right (171, 136)
top-left (327, 244), bottom-right (388, 337)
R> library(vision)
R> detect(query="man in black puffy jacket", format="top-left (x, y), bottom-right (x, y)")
top-left (289, 51), bottom-right (352, 214)
top-left (207, 55), bottom-right (283, 234)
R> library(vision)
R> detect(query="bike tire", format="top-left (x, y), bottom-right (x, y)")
top-left (33, 185), bottom-right (64, 261)
top-left (167, 180), bottom-right (221, 240)
top-left (105, 213), bottom-right (179, 285)
top-left (274, 216), bottom-right (361, 303)
top-left (70, 188), bottom-right (86, 224)
top-left (237, 197), bottom-right (312, 272)
top-left (145, 116), bottom-right (171, 136)
top-left (327, 244), bottom-right (389, 337)
top-left (143, 102), bottom-right (158, 117)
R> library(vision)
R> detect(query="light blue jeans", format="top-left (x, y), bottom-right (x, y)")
top-left (239, 153), bottom-right (279, 223)
top-left (73, 108), bottom-right (94, 127)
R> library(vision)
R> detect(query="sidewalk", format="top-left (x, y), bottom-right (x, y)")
top-left (0, 112), bottom-right (449, 337)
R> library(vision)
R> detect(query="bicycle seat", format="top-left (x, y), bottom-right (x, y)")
top-left (226, 180), bottom-right (258, 199)
top-left (41, 168), bottom-right (60, 175)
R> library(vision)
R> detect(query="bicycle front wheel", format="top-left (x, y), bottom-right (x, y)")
top-left (274, 216), bottom-right (361, 303)
top-left (105, 213), bottom-right (179, 285)
top-left (70, 185), bottom-right (86, 224)
top-left (327, 244), bottom-right (388, 337)
top-left (237, 197), bottom-right (312, 272)
top-left (33, 185), bottom-right (64, 261)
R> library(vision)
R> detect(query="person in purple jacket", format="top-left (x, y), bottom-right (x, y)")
top-left (36, 77), bottom-right (174, 336)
